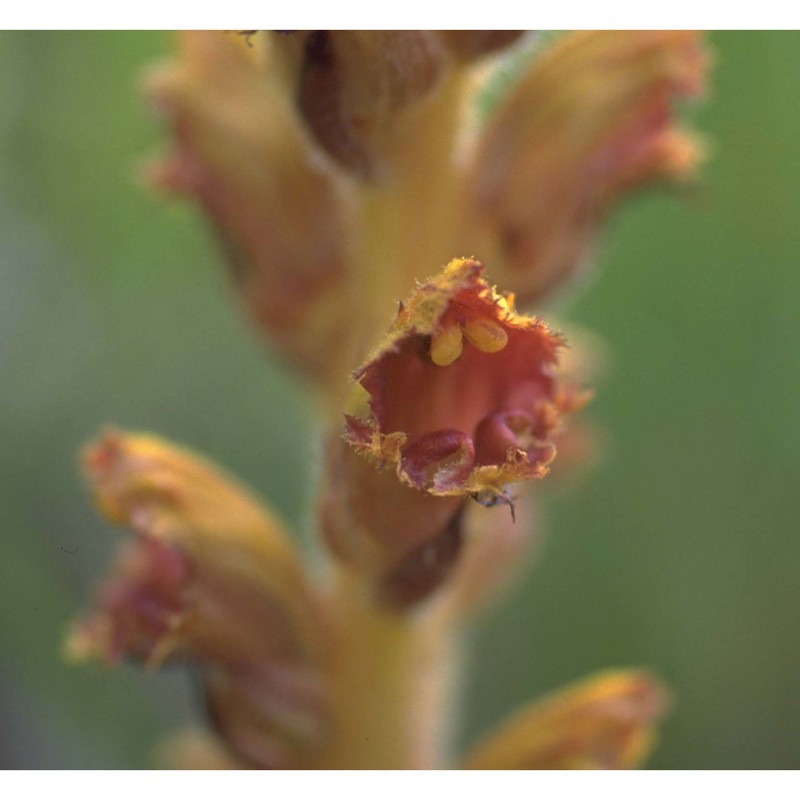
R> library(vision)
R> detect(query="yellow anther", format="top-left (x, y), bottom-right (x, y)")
top-left (462, 317), bottom-right (508, 353)
top-left (430, 324), bottom-right (464, 366)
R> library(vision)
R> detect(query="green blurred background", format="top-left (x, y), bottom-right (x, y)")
top-left (1, 31), bottom-right (797, 769)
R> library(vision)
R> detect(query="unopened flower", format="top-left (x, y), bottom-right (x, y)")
top-left (466, 30), bottom-right (706, 303)
top-left (284, 30), bottom-right (448, 178)
top-left (463, 670), bottom-right (668, 769)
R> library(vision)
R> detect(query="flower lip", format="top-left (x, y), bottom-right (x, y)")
top-left (68, 536), bottom-right (191, 667)
top-left (345, 259), bottom-right (575, 500)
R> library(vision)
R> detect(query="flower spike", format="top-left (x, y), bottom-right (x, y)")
top-left (67, 29), bottom-right (710, 769)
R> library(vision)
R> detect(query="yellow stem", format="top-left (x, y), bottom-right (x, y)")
top-left (319, 572), bottom-right (455, 769)
top-left (356, 68), bottom-right (474, 365)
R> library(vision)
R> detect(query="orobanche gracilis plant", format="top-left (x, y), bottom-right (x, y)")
top-left (67, 30), bottom-right (708, 769)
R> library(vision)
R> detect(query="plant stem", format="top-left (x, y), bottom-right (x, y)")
top-left (320, 572), bottom-right (456, 769)
top-left (318, 67), bottom-right (475, 770)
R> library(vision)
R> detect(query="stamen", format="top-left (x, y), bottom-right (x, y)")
top-left (462, 316), bottom-right (508, 353)
top-left (430, 324), bottom-right (464, 366)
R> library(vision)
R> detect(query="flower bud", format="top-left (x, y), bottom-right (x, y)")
top-left (469, 30), bottom-right (707, 304)
top-left (463, 670), bottom-right (668, 769)
top-left (290, 31), bottom-right (448, 177)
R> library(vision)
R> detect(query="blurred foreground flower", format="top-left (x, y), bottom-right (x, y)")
top-left (71, 30), bottom-right (707, 768)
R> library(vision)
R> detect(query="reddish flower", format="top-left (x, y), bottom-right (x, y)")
top-left (344, 258), bottom-right (586, 501)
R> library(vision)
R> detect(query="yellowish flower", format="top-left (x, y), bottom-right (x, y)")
top-left (463, 671), bottom-right (668, 770)
top-left (68, 430), bottom-right (330, 768)
top-left (467, 30), bottom-right (706, 303)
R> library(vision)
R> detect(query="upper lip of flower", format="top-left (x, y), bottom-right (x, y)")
top-left (344, 258), bottom-right (581, 500)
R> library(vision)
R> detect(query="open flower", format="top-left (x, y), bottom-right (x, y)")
top-left (345, 258), bottom-right (585, 499)
top-left (320, 258), bottom-right (587, 606)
